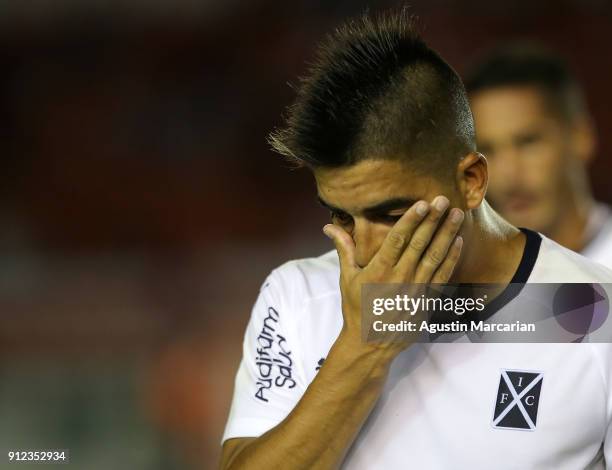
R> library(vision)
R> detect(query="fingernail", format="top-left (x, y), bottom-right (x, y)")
top-left (433, 196), bottom-right (449, 212)
top-left (455, 236), bottom-right (463, 248)
top-left (415, 201), bottom-right (429, 216)
top-left (322, 225), bottom-right (333, 239)
top-left (450, 209), bottom-right (464, 224)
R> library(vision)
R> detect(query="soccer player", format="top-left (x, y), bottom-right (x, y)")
top-left (465, 43), bottom-right (612, 267)
top-left (220, 11), bottom-right (612, 469)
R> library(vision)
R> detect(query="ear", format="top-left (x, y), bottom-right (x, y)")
top-left (570, 114), bottom-right (597, 164)
top-left (456, 152), bottom-right (488, 211)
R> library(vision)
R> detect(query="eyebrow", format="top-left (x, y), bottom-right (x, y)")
top-left (317, 195), bottom-right (417, 215)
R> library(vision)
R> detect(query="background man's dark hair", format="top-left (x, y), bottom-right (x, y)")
top-left (269, 9), bottom-right (476, 174)
top-left (464, 42), bottom-right (586, 122)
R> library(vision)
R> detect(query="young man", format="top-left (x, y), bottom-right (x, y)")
top-left (221, 12), bottom-right (612, 469)
top-left (465, 43), bottom-right (612, 267)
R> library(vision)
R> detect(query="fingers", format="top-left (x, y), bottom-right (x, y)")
top-left (323, 224), bottom-right (358, 275)
top-left (370, 200), bottom-right (430, 269)
top-left (323, 195), bottom-right (464, 284)
top-left (412, 206), bottom-right (464, 283)
top-left (431, 235), bottom-right (463, 283)
top-left (395, 195), bottom-right (452, 273)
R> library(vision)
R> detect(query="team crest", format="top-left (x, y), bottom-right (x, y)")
top-left (492, 369), bottom-right (543, 431)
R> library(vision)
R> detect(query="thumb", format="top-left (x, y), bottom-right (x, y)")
top-left (323, 224), bottom-right (357, 274)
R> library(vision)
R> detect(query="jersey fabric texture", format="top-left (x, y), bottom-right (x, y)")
top-left (223, 229), bottom-right (612, 469)
top-left (583, 203), bottom-right (612, 269)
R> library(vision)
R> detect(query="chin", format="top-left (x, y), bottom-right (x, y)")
top-left (503, 208), bottom-right (548, 234)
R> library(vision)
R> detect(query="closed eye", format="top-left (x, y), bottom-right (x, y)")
top-left (373, 213), bottom-right (404, 224)
top-left (330, 210), bottom-right (353, 225)
top-left (515, 132), bottom-right (542, 148)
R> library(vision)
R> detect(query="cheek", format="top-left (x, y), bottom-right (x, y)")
top-left (352, 221), bottom-right (394, 266)
top-left (486, 161), bottom-right (505, 194)
top-left (369, 222), bottom-right (394, 246)
top-left (529, 146), bottom-right (568, 191)
top-left (512, 142), bottom-right (567, 192)
top-left (353, 219), bottom-right (392, 242)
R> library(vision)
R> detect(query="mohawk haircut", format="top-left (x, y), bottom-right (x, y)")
top-left (464, 42), bottom-right (586, 121)
top-left (268, 10), bottom-right (476, 172)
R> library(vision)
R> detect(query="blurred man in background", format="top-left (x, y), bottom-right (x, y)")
top-left (465, 44), bottom-right (612, 267)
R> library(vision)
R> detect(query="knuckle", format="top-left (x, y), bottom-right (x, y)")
top-left (409, 236), bottom-right (428, 251)
top-left (387, 232), bottom-right (405, 250)
top-left (448, 244), bottom-right (461, 261)
top-left (426, 249), bottom-right (443, 266)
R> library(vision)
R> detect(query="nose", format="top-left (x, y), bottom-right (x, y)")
top-left (493, 146), bottom-right (522, 185)
top-left (352, 219), bottom-right (387, 268)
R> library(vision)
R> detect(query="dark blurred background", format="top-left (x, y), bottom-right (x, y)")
top-left (1, 1), bottom-right (611, 468)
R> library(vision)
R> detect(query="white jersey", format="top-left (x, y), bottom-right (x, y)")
top-left (223, 229), bottom-right (612, 469)
top-left (583, 203), bottom-right (612, 269)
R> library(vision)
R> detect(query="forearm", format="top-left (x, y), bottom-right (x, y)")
top-left (225, 333), bottom-right (396, 470)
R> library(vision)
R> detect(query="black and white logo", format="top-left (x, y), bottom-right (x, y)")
top-left (492, 369), bottom-right (543, 431)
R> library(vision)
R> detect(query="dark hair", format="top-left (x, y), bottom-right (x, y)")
top-left (268, 9), bottom-right (476, 172)
top-left (464, 42), bottom-right (586, 121)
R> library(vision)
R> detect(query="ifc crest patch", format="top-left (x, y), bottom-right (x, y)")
top-left (492, 369), bottom-right (543, 431)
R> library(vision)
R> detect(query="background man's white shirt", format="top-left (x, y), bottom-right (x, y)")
top-left (583, 203), bottom-right (612, 269)
top-left (223, 231), bottom-right (612, 469)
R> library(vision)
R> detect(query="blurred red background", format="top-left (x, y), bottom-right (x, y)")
top-left (1, 1), bottom-right (611, 468)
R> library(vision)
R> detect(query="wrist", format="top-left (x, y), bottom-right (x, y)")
top-left (330, 328), bottom-right (399, 379)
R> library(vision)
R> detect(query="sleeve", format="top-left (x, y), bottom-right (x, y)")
top-left (222, 268), bottom-right (306, 443)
